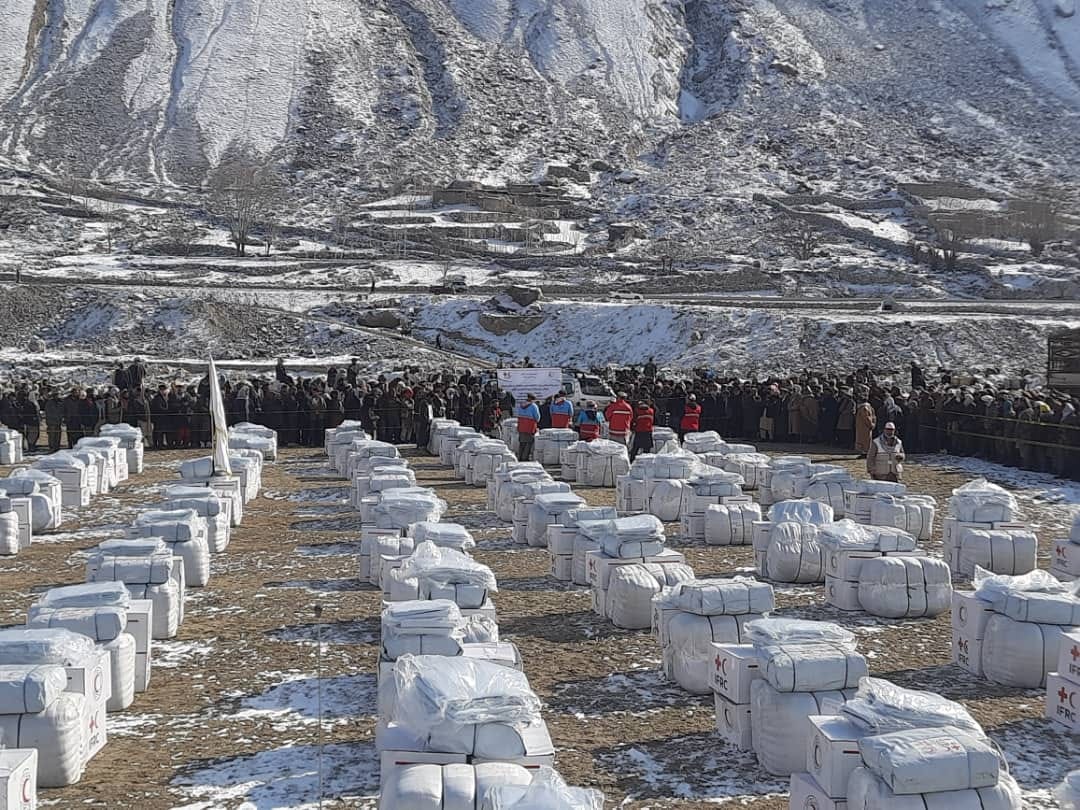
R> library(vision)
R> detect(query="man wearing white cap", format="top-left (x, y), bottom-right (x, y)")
top-left (867, 421), bottom-right (905, 481)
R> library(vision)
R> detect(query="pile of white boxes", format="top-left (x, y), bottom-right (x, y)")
top-left (0, 427), bottom-right (24, 464)
top-left (546, 506), bottom-right (617, 583)
top-left (1052, 515), bottom-right (1080, 583)
top-left (1048, 628), bottom-right (1080, 734)
top-left (790, 677), bottom-right (1022, 808)
top-left (952, 569), bottom-right (1080, 687)
top-left (943, 479), bottom-right (1035, 577)
top-left (678, 468), bottom-right (754, 542)
top-left (752, 500), bottom-right (835, 583)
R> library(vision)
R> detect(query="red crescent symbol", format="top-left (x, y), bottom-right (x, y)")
top-left (21, 776), bottom-right (30, 802)
top-left (1071, 690), bottom-right (1078, 711)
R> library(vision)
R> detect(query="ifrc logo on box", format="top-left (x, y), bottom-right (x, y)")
top-left (20, 770), bottom-right (32, 810)
top-left (1057, 684), bottom-right (1078, 723)
top-left (713, 654), bottom-right (729, 690)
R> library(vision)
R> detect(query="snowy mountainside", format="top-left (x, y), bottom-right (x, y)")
top-left (1, 0), bottom-right (1079, 190)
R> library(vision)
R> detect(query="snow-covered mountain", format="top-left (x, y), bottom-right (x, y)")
top-left (1, 0), bottom-right (1079, 190)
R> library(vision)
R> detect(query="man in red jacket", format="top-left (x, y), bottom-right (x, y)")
top-left (605, 392), bottom-right (634, 446)
top-left (679, 393), bottom-right (702, 440)
top-left (631, 401), bottom-right (655, 461)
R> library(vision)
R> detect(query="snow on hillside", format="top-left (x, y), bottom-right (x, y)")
top-left (411, 296), bottom-right (1080, 374)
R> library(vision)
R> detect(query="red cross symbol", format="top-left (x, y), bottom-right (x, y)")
top-left (715, 654), bottom-right (722, 670)
top-left (1060, 686), bottom-right (1070, 703)
top-left (89, 714), bottom-right (98, 732)
top-left (1072, 645), bottom-right (1079, 661)
top-left (1058, 545), bottom-right (1068, 558)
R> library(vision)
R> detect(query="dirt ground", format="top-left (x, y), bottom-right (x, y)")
top-left (1, 443), bottom-right (1077, 808)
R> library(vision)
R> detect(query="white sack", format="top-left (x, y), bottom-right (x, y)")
top-left (857, 557), bottom-right (952, 619)
top-left (704, 502), bottom-right (761, 546)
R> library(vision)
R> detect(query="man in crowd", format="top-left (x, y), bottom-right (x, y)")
top-left (514, 393), bottom-right (540, 461)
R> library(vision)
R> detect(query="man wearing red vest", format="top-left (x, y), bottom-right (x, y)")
top-left (605, 392), bottom-right (634, 446)
top-left (550, 392), bottom-right (573, 428)
top-left (514, 393), bottom-right (541, 461)
top-left (574, 401), bottom-right (604, 441)
top-left (679, 394), bottom-right (702, 439)
top-left (631, 401), bottom-right (655, 461)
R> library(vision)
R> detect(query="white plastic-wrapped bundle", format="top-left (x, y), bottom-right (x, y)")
top-left (858, 557), bottom-right (952, 619)
top-left (665, 577), bottom-right (775, 616)
top-left (846, 767), bottom-right (1021, 810)
top-left (409, 522), bottom-right (476, 551)
top-left (721, 453), bottom-right (772, 490)
top-left (803, 476), bottom-right (851, 518)
top-left (441, 428), bottom-right (480, 467)
top-left (817, 520), bottom-right (917, 553)
top-left (7, 469), bottom-right (64, 530)
top-left (647, 478), bottom-right (687, 522)
top-left (369, 535), bottom-right (417, 587)
top-left (25, 605), bottom-right (126, 642)
top-left (647, 447), bottom-right (699, 480)
top-left (607, 562), bottom-right (694, 629)
top-left (955, 528), bottom-right (1037, 578)
top-left (868, 494), bottom-right (937, 541)
top-left (857, 726), bottom-right (1000, 794)
top-left (841, 677), bottom-right (985, 737)
top-left (163, 489), bottom-right (231, 553)
top-left (580, 440), bottom-right (630, 487)
top-left (981, 614), bottom-right (1073, 687)
top-left (130, 509), bottom-right (211, 587)
top-left (0, 506), bottom-right (19, 555)
top-left (948, 478), bottom-right (1018, 523)
top-left (768, 499), bottom-right (835, 526)
top-left (381, 601), bottom-right (465, 660)
top-left (584, 514), bottom-right (664, 559)
top-left (0, 428), bottom-right (23, 464)
top-left (381, 762), bottom-right (534, 810)
top-left (100, 632), bottom-right (136, 711)
top-left (760, 642), bottom-right (868, 692)
top-left (370, 489), bottom-right (448, 530)
top-left (400, 542), bottom-right (497, 610)
top-left (72, 447), bottom-right (111, 492)
top-left (687, 467), bottom-right (744, 498)
top-left (1056, 770), bottom-right (1080, 810)
top-left (127, 580), bottom-right (181, 639)
top-left (975, 567), bottom-right (1080, 624)
top-left (0, 690), bottom-right (86, 786)
top-left (0, 627), bottom-right (98, 668)
top-left (87, 542), bottom-right (175, 586)
top-left (750, 679), bottom-right (852, 775)
top-left (683, 431), bottom-right (725, 454)
top-left (845, 480), bottom-right (908, 520)
top-left (704, 502), bottom-right (762, 546)
top-left (535, 429), bottom-right (578, 466)
top-left (746, 617), bottom-right (856, 648)
top-left (428, 418), bottom-right (460, 456)
top-left (454, 437), bottom-right (487, 478)
top-left (666, 612), bottom-right (763, 694)
top-left (0, 664), bottom-right (68, 713)
top-left (572, 533), bottom-right (600, 586)
top-left (33, 582), bottom-right (130, 611)
top-left (228, 432), bottom-right (276, 461)
top-left (560, 441), bottom-right (588, 482)
top-left (496, 477), bottom-right (564, 522)
top-left (764, 522), bottom-right (824, 583)
top-left (1, 477), bottom-right (59, 533)
top-left (615, 475), bottom-right (647, 513)
top-left (327, 427), bottom-right (368, 467)
top-left (100, 423), bottom-right (145, 474)
top-left (472, 445), bottom-right (517, 486)
top-left (480, 767), bottom-right (605, 810)
top-left (526, 492), bottom-right (586, 547)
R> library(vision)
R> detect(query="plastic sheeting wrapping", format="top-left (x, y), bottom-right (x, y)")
top-left (857, 726), bottom-right (1000, 794)
top-left (683, 432), bottom-right (726, 454)
top-left (760, 643), bottom-right (868, 692)
top-left (704, 502), bottom-right (761, 546)
top-left (0, 664), bottom-right (68, 713)
top-left (817, 520), bottom-right (917, 553)
top-left (536, 429), bottom-right (579, 466)
top-left (572, 534), bottom-right (599, 587)
top-left (26, 605), bottom-right (127, 642)
top-left (955, 528), bottom-right (1038, 578)
top-left (746, 618), bottom-right (856, 650)
top-left (131, 511), bottom-right (211, 587)
top-left (607, 563), bottom-right (694, 629)
top-left (526, 493), bottom-right (587, 548)
top-left (165, 495), bottom-right (231, 553)
top-left (750, 680), bottom-right (852, 775)
top-left (228, 433), bottom-right (276, 460)
top-left (664, 577), bottom-right (774, 616)
top-left (0, 628), bottom-right (96, 666)
top-left (400, 542), bottom-right (497, 610)
top-left (974, 567), bottom-right (1080, 624)
top-left (1056, 769), bottom-right (1080, 810)
top-left (0, 511), bottom-right (19, 555)
top-left (841, 677), bottom-right (984, 737)
top-left (481, 767), bottom-right (605, 810)
top-left (370, 490), bottom-right (449, 530)
top-left (128, 581), bottom-right (181, 639)
top-left (580, 442), bottom-right (631, 488)
top-left (666, 612), bottom-right (763, 694)
top-left (0, 478), bottom-right (56, 533)
top-left (721, 453), bottom-right (772, 490)
top-left (688, 468), bottom-right (744, 497)
top-left (102, 632), bottom-right (136, 711)
top-left (382, 601), bottom-right (466, 661)
top-left (948, 478), bottom-right (1018, 523)
top-left (981, 614), bottom-right (1075, 688)
top-left (589, 514), bottom-right (666, 559)
top-left (869, 495), bottom-right (937, 541)
top-left (34, 582), bottom-right (130, 610)
top-left (767, 499), bottom-right (835, 526)
top-left (857, 557), bottom-right (952, 619)
top-left (646, 479), bottom-right (687, 522)
top-left (409, 522), bottom-right (476, 551)
top-left (380, 762), bottom-right (534, 810)
top-left (496, 480), bottom-right (565, 523)
top-left (0, 690), bottom-right (86, 786)
top-left (615, 476), bottom-right (647, 513)
top-left (846, 766), bottom-right (1022, 810)
top-left (764, 522), bottom-right (825, 583)
top-left (8, 468), bottom-right (64, 529)
top-left (86, 546), bottom-right (175, 586)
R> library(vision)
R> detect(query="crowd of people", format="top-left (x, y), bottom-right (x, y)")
top-left (0, 358), bottom-right (1076, 481)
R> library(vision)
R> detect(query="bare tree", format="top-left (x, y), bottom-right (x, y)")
top-left (787, 219), bottom-right (820, 261)
top-left (160, 211), bottom-right (206, 256)
top-left (208, 151), bottom-right (286, 257)
top-left (927, 218), bottom-right (968, 271)
top-left (1011, 188), bottom-right (1065, 257)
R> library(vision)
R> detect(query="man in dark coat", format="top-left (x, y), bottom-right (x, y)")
top-left (150, 385), bottom-right (170, 449)
top-left (44, 389), bottom-right (64, 452)
top-left (64, 388), bottom-right (83, 447)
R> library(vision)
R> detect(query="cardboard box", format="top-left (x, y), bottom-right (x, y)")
top-left (135, 651), bottom-right (151, 693)
top-left (551, 554), bottom-right (573, 581)
top-left (713, 693), bottom-right (753, 750)
top-left (0, 749), bottom-right (37, 810)
top-left (807, 715), bottom-right (864, 798)
top-left (824, 549), bottom-right (881, 582)
top-left (460, 599), bottom-right (497, 624)
top-left (952, 628), bottom-right (984, 677)
top-left (751, 521), bottom-right (771, 551)
top-left (709, 644), bottom-right (763, 704)
top-left (1046, 673), bottom-right (1080, 733)
top-left (65, 647), bottom-right (111, 762)
top-left (126, 599), bottom-right (153, 656)
top-left (172, 557), bottom-right (186, 625)
top-left (680, 513), bottom-right (705, 539)
top-left (825, 576), bottom-right (862, 612)
top-left (470, 722), bottom-right (555, 769)
top-left (1056, 630), bottom-right (1080, 686)
top-left (585, 548), bottom-right (686, 589)
top-left (789, 771), bottom-right (847, 810)
top-left (1052, 539), bottom-right (1080, 579)
top-left (547, 525), bottom-right (578, 556)
top-left (10, 498), bottom-right (32, 550)
top-left (591, 587), bottom-right (608, 618)
top-left (951, 591), bottom-right (995, 640)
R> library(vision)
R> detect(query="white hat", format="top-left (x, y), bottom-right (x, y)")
top-left (884, 422), bottom-right (896, 430)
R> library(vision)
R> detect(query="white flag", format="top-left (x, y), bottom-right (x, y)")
top-left (209, 356), bottom-right (232, 476)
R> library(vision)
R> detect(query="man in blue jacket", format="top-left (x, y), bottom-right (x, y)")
top-left (514, 394), bottom-right (541, 461)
